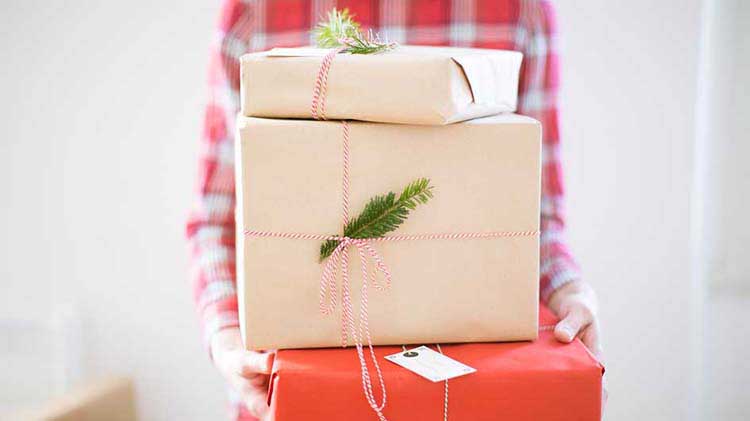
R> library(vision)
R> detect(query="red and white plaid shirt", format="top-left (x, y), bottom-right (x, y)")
top-left (187, 1), bottom-right (579, 418)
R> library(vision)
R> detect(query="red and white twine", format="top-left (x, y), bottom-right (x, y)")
top-left (244, 50), bottom-right (540, 421)
top-left (310, 48), bottom-right (341, 120)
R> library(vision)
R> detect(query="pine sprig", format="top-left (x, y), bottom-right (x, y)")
top-left (313, 8), bottom-right (396, 55)
top-left (319, 178), bottom-right (434, 261)
top-left (313, 8), bottom-right (360, 48)
top-left (341, 29), bottom-right (394, 54)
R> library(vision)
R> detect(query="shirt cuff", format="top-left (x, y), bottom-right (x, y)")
top-left (540, 257), bottom-right (581, 302)
top-left (201, 297), bottom-right (240, 358)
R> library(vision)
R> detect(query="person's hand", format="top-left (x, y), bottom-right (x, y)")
top-left (547, 280), bottom-right (603, 362)
top-left (548, 280), bottom-right (607, 413)
top-left (211, 327), bottom-right (274, 420)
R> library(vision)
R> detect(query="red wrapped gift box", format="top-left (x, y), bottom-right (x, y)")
top-left (267, 306), bottom-right (604, 420)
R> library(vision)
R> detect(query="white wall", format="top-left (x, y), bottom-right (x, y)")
top-left (556, 1), bottom-right (702, 420)
top-left (697, 0), bottom-right (750, 292)
top-left (0, 1), bottom-right (709, 420)
top-left (0, 1), bottom-right (227, 419)
top-left (697, 1), bottom-right (750, 420)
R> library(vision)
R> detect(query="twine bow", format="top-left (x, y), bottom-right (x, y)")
top-left (318, 235), bottom-right (391, 418)
top-left (320, 236), bottom-right (391, 320)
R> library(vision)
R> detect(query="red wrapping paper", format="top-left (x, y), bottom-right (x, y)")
top-left (267, 306), bottom-right (604, 420)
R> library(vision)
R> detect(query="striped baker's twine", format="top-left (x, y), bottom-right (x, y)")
top-left (244, 52), bottom-right (540, 421)
top-left (310, 48), bottom-right (341, 120)
top-left (438, 344), bottom-right (449, 421)
top-left (339, 121), bottom-right (352, 348)
top-left (243, 230), bottom-right (540, 242)
top-left (341, 121), bottom-right (351, 224)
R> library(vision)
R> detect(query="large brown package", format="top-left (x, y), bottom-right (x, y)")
top-left (235, 113), bottom-right (541, 350)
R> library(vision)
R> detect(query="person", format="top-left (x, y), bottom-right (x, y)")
top-left (187, 1), bottom-right (602, 419)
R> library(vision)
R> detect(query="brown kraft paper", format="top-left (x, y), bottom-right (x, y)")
top-left (235, 114), bottom-right (541, 350)
top-left (240, 46), bottom-right (523, 125)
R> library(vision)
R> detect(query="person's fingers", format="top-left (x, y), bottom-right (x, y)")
top-left (580, 322), bottom-right (604, 363)
top-left (247, 373), bottom-right (270, 387)
top-left (554, 305), bottom-right (593, 343)
top-left (239, 383), bottom-right (270, 419)
top-left (239, 351), bottom-right (274, 378)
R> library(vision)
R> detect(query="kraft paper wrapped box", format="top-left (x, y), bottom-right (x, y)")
top-left (240, 46), bottom-right (523, 125)
top-left (235, 113), bottom-right (541, 350)
top-left (266, 306), bottom-right (604, 421)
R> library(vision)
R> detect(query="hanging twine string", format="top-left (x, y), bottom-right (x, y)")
top-left (244, 50), bottom-right (540, 421)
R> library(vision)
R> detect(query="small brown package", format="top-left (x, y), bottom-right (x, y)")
top-left (241, 46), bottom-right (522, 125)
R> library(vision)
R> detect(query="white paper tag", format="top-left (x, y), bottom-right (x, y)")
top-left (384, 346), bottom-right (476, 382)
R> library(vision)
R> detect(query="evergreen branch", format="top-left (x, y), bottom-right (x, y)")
top-left (319, 178), bottom-right (434, 261)
top-left (313, 8), bottom-right (396, 55)
top-left (341, 29), bottom-right (394, 54)
top-left (313, 8), bottom-right (360, 48)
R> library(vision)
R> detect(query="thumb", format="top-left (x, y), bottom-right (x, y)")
top-left (554, 307), bottom-right (591, 343)
top-left (240, 351), bottom-right (274, 378)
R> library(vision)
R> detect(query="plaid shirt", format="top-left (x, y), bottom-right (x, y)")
top-left (187, 1), bottom-right (579, 416)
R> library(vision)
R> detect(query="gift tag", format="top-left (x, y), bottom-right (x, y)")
top-left (384, 346), bottom-right (476, 382)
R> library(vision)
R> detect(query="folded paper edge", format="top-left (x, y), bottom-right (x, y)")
top-left (451, 51), bottom-right (523, 108)
top-left (267, 371), bottom-right (278, 406)
top-left (575, 337), bottom-right (606, 375)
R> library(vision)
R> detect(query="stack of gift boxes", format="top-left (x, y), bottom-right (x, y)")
top-left (234, 45), bottom-right (603, 420)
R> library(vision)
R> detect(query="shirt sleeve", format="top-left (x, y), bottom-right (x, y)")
top-left (516, 0), bottom-right (581, 302)
top-left (186, 0), bottom-right (252, 351)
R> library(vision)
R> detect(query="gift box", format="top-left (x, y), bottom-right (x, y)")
top-left (240, 46), bottom-right (523, 125)
top-left (267, 306), bottom-right (604, 421)
top-left (235, 113), bottom-right (541, 350)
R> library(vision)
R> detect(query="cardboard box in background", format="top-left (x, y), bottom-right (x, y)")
top-left (10, 377), bottom-right (136, 421)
